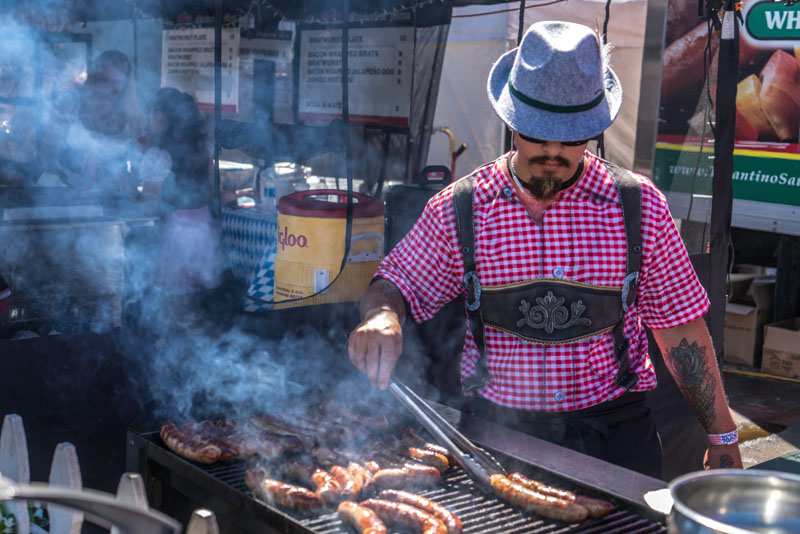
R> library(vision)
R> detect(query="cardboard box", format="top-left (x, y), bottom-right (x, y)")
top-left (748, 277), bottom-right (775, 312)
top-left (723, 303), bottom-right (770, 367)
top-left (727, 273), bottom-right (757, 303)
top-left (762, 318), bottom-right (800, 380)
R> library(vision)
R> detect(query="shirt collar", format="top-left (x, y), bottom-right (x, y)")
top-left (484, 151), bottom-right (618, 205)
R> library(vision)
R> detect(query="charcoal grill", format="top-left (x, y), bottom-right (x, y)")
top-left (127, 427), bottom-right (668, 534)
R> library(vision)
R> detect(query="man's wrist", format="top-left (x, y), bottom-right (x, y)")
top-left (708, 429), bottom-right (739, 446)
top-left (363, 306), bottom-right (402, 323)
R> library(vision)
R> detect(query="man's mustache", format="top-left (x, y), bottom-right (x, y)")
top-left (529, 156), bottom-right (570, 167)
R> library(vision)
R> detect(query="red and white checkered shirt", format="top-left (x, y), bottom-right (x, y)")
top-left (376, 152), bottom-right (709, 412)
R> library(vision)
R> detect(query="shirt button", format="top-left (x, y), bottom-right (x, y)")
top-left (502, 186), bottom-right (513, 198)
top-left (553, 266), bottom-right (565, 278)
top-left (554, 390), bottom-right (566, 402)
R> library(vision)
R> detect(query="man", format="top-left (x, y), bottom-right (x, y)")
top-left (348, 21), bottom-right (742, 478)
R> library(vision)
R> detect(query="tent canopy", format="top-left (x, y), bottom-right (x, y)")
top-left (18, 0), bottom-right (510, 21)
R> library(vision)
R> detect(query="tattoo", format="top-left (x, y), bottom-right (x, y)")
top-left (360, 279), bottom-right (407, 323)
top-left (668, 338), bottom-right (717, 431)
top-left (719, 455), bottom-right (734, 468)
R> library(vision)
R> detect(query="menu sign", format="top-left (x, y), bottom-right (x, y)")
top-left (161, 28), bottom-right (240, 113)
top-left (298, 26), bottom-right (414, 126)
top-left (239, 36), bottom-right (295, 124)
top-left (653, 0), bottom-right (800, 207)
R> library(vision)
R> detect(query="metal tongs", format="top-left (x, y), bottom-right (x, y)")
top-left (390, 381), bottom-right (506, 491)
top-left (0, 475), bottom-right (181, 534)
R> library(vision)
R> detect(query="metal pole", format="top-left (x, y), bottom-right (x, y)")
top-left (503, 1), bottom-right (526, 153)
top-left (709, 2), bottom-right (739, 360)
top-left (213, 0), bottom-right (223, 216)
top-left (342, 0), bottom-right (353, 266)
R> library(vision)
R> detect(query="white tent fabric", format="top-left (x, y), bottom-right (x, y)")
top-left (428, 0), bottom-right (648, 175)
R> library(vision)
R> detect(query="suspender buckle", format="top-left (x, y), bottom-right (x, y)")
top-left (616, 371), bottom-right (639, 391)
top-left (622, 271), bottom-right (639, 312)
top-left (464, 271), bottom-right (482, 311)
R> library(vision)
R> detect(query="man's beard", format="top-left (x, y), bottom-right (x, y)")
top-left (518, 155), bottom-right (571, 200)
top-left (521, 174), bottom-right (561, 200)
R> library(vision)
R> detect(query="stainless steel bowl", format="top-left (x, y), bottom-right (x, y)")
top-left (669, 469), bottom-right (800, 533)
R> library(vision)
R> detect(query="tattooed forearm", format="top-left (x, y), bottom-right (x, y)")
top-left (359, 278), bottom-right (406, 323)
top-left (667, 338), bottom-right (717, 431)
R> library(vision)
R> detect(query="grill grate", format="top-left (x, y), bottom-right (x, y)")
top-left (195, 456), bottom-right (667, 534)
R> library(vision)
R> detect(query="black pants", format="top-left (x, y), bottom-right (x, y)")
top-left (463, 392), bottom-right (663, 479)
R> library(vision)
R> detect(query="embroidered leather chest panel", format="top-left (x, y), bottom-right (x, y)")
top-left (480, 279), bottom-right (623, 344)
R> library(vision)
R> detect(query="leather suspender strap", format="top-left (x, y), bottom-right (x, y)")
top-left (608, 162), bottom-right (642, 390)
top-left (452, 174), bottom-right (490, 394)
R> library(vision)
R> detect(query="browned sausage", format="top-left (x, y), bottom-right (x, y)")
top-left (160, 423), bottom-right (221, 464)
top-left (361, 499), bottom-right (447, 534)
top-left (312, 468), bottom-right (343, 505)
top-left (402, 463), bottom-right (442, 481)
top-left (408, 447), bottom-right (450, 473)
top-left (665, 0), bottom-right (699, 45)
top-left (379, 490), bottom-right (462, 534)
top-left (509, 473), bottom-right (575, 500)
top-left (331, 465), bottom-right (357, 500)
top-left (245, 469), bottom-right (322, 511)
top-left (370, 464), bottom-right (441, 492)
top-left (509, 473), bottom-right (614, 519)
top-left (661, 22), bottom-right (718, 105)
top-left (490, 474), bottom-right (589, 523)
top-left (196, 420), bottom-right (240, 461)
top-left (338, 501), bottom-right (388, 534)
top-left (347, 462), bottom-right (370, 497)
top-left (575, 496), bottom-right (616, 518)
top-left (424, 443), bottom-right (454, 462)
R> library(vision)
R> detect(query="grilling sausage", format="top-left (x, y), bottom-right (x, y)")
top-left (312, 468), bottom-right (343, 505)
top-left (347, 462), bottom-right (370, 497)
top-left (331, 465), bottom-right (358, 500)
top-left (508, 473), bottom-right (615, 519)
top-left (424, 443), bottom-right (454, 462)
top-left (370, 464), bottom-right (441, 492)
top-left (490, 474), bottom-right (589, 523)
top-left (245, 470), bottom-right (322, 511)
top-left (408, 447), bottom-right (450, 473)
top-left (196, 420), bottom-right (240, 461)
top-left (361, 499), bottom-right (448, 534)
top-left (379, 490), bottom-right (462, 534)
top-left (337, 501), bottom-right (388, 534)
top-left (365, 461), bottom-right (381, 474)
top-left (160, 423), bottom-right (221, 464)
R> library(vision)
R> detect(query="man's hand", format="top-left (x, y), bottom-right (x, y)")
top-left (704, 444), bottom-right (743, 469)
top-left (348, 309), bottom-right (403, 389)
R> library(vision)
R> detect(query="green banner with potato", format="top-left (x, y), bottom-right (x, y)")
top-left (654, 0), bottom-right (800, 204)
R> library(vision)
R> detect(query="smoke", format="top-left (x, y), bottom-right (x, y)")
top-left (0, 4), bottom-right (438, 432)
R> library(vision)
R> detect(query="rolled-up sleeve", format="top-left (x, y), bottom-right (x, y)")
top-left (374, 190), bottom-right (463, 323)
top-left (637, 191), bottom-right (709, 329)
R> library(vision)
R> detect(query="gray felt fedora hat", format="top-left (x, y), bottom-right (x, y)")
top-left (487, 20), bottom-right (622, 142)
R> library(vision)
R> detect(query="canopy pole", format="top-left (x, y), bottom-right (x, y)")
top-left (213, 0), bottom-right (223, 216)
top-left (503, 1), bottom-right (526, 153)
top-left (342, 0), bottom-right (354, 271)
top-left (709, 1), bottom-right (739, 359)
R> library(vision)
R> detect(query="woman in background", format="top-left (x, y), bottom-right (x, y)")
top-left (142, 88), bottom-right (221, 295)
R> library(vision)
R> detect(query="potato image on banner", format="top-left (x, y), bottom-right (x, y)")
top-left (736, 75), bottom-right (774, 139)
top-left (758, 50), bottom-right (800, 142)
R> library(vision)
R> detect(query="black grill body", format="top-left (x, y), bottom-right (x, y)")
top-left (127, 431), bottom-right (667, 534)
